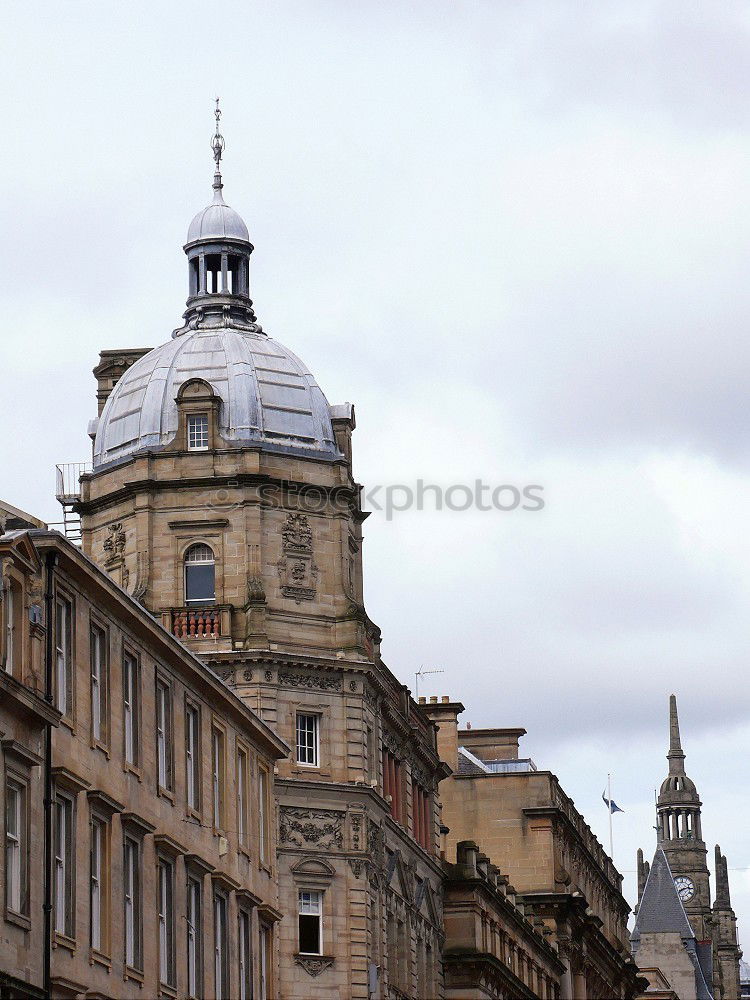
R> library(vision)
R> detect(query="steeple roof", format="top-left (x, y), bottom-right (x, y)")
top-left (632, 849), bottom-right (694, 940)
top-left (632, 849), bottom-right (714, 1000)
top-left (658, 694), bottom-right (698, 800)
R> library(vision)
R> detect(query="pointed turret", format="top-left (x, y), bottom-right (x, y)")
top-left (712, 845), bottom-right (742, 1000)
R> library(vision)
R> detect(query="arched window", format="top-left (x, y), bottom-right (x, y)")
top-left (184, 544), bottom-right (215, 605)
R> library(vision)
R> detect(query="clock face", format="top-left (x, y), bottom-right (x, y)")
top-left (674, 876), bottom-right (695, 902)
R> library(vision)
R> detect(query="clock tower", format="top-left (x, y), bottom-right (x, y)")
top-left (634, 695), bottom-right (742, 1000)
top-left (655, 694), bottom-right (711, 939)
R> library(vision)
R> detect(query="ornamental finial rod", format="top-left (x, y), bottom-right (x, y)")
top-left (211, 96), bottom-right (225, 194)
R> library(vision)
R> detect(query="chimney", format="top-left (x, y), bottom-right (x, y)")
top-left (420, 696), bottom-right (465, 771)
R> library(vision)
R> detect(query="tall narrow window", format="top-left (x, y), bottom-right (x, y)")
top-left (187, 414), bottom-right (209, 451)
top-left (259, 923), bottom-right (271, 1000)
top-left (123, 652), bottom-right (139, 766)
top-left (90, 623), bottom-right (107, 744)
top-left (237, 746), bottom-right (249, 849)
top-left (211, 727), bottom-right (225, 830)
top-left (296, 713), bottom-right (320, 767)
top-left (298, 890), bottom-right (323, 955)
top-left (54, 793), bottom-right (74, 936)
top-left (123, 836), bottom-right (142, 969)
top-left (3, 580), bottom-right (19, 674)
top-left (90, 816), bottom-right (104, 950)
top-left (185, 544), bottom-right (215, 605)
top-left (156, 680), bottom-right (173, 791)
top-left (158, 858), bottom-right (175, 987)
top-left (214, 892), bottom-right (229, 1000)
top-left (186, 702), bottom-right (201, 812)
top-left (5, 780), bottom-right (24, 914)
top-left (186, 875), bottom-right (202, 998)
top-left (258, 765), bottom-right (269, 865)
top-left (55, 595), bottom-right (73, 715)
top-left (238, 908), bottom-right (252, 1000)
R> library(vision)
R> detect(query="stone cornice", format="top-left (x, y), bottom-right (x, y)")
top-left (78, 469), bottom-right (359, 516)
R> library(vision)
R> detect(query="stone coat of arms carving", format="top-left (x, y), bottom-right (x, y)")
top-left (277, 512), bottom-right (318, 603)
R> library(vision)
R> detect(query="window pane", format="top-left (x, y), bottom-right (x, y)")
top-left (296, 713), bottom-right (319, 767)
top-left (188, 414), bottom-right (209, 450)
top-left (186, 563), bottom-right (215, 604)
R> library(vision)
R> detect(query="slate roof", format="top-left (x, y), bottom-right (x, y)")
top-left (631, 848), bottom-right (713, 1000)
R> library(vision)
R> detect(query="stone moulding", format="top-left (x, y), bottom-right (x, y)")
top-left (295, 955), bottom-right (335, 977)
top-left (279, 807), bottom-right (344, 850)
top-left (278, 670), bottom-right (342, 692)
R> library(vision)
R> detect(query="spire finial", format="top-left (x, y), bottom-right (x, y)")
top-left (667, 693), bottom-right (686, 774)
top-left (211, 97), bottom-right (225, 197)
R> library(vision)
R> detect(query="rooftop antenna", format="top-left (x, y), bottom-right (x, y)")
top-left (414, 665), bottom-right (444, 701)
top-left (211, 96), bottom-right (225, 194)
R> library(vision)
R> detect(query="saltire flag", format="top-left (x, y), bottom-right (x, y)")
top-left (602, 791), bottom-right (624, 814)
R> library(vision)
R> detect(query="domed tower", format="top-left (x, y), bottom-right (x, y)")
top-left (76, 107), bottom-right (447, 1000)
top-left (81, 104), bottom-right (371, 660)
top-left (655, 694), bottom-right (711, 940)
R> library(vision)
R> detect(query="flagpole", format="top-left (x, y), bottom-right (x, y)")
top-left (608, 772), bottom-right (614, 860)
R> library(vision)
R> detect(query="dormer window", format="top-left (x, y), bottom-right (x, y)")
top-left (187, 414), bottom-right (209, 451)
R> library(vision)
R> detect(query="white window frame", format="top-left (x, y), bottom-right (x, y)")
top-left (214, 892), bottom-right (228, 1000)
top-left (237, 746), bottom-right (248, 848)
top-left (211, 727), bottom-right (224, 830)
top-left (238, 908), bottom-right (252, 1000)
top-left (90, 816), bottom-right (104, 950)
top-left (187, 413), bottom-right (209, 451)
top-left (158, 857), bottom-right (175, 986)
top-left (259, 923), bottom-right (271, 1000)
top-left (184, 543), bottom-right (216, 605)
top-left (55, 595), bottom-right (72, 716)
top-left (123, 652), bottom-right (139, 766)
top-left (123, 835), bottom-right (141, 969)
top-left (296, 712), bottom-right (320, 767)
top-left (54, 793), bottom-right (74, 936)
top-left (4, 581), bottom-right (15, 674)
top-left (5, 780), bottom-right (23, 913)
top-left (90, 623), bottom-right (107, 744)
top-left (258, 766), bottom-right (269, 865)
top-left (156, 679), bottom-right (172, 791)
top-left (186, 874), bottom-right (202, 998)
top-left (186, 702), bottom-right (200, 811)
top-left (298, 889), bottom-right (323, 955)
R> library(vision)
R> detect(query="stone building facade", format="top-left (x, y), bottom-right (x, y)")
top-left (442, 839), bottom-right (564, 999)
top-left (423, 698), bottom-right (644, 999)
top-left (0, 522), bottom-right (61, 999)
top-left (1, 521), bottom-right (287, 999)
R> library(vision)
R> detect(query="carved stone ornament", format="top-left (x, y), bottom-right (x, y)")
top-left (282, 512), bottom-right (313, 553)
top-left (278, 512), bottom-right (318, 603)
top-left (348, 858), bottom-right (366, 879)
top-left (278, 671), bottom-right (342, 692)
top-left (280, 808), bottom-right (344, 850)
top-left (132, 550), bottom-right (149, 603)
top-left (247, 576), bottom-right (265, 603)
top-left (103, 522), bottom-right (126, 563)
top-left (295, 955), bottom-right (334, 977)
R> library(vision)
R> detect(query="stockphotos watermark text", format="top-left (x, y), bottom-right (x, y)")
top-left (363, 481), bottom-right (544, 519)
top-left (203, 481), bottom-right (545, 520)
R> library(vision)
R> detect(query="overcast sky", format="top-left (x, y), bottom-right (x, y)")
top-left (2, 0), bottom-right (749, 946)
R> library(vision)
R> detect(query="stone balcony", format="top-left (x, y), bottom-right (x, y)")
top-left (163, 605), bottom-right (232, 641)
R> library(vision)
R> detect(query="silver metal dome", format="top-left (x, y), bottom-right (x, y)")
top-left (92, 327), bottom-right (341, 468)
top-left (186, 187), bottom-right (250, 244)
